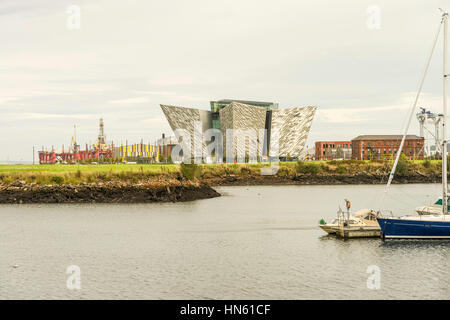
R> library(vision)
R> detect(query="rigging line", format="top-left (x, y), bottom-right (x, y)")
top-left (383, 192), bottom-right (419, 211)
top-left (389, 187), bottom-right (427, 202)
top-left (423, 125), bottom-right (437, 139)
top-left (379, 18), bottom-right (443, 210)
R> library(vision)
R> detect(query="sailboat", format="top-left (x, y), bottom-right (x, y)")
top-left (415, 196), bottom-right (450, 215)
top-left (377, 11), bottom-right (450, 239)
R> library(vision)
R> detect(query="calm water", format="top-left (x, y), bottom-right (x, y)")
top-left (1, 184), bottom-right (450, 299)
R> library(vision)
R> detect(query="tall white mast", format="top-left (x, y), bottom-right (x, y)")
top-left (380, 17), bottom-right (442, 209)
top-left (443, 12), bottom-right (448, 215)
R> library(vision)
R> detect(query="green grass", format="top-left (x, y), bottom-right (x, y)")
top-left (0, 160), bottom-right (442, 185)
top-left (0, 164), bottom-right (179, 173)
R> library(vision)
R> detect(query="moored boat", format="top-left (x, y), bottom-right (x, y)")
top-left (378, 11), bottom-right (450, 240)
top-left (415, 196), bottom-right (450, 215)
top-left (378, 215), bottom-right (450, 239)
top-left (319, 200), bottom-right (380, 238)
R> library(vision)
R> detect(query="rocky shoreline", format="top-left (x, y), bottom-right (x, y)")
top-left (0, 170), bottom-right (443, 204)
top-left (0, 180), bottom-right (221, 204)
top-left (205, 171), bottom-right (442, 186)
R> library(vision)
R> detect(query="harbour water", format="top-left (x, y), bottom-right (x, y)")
top-left (1, 184), bottom-right (450, 299)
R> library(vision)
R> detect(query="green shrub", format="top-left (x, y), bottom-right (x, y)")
top-left (423, 159), bottom-right (431, 169)
top-left (239, 166), bottom-right (252, 175)
top-left (396, 153), bottom-right (409, 176)
top-left (337, 166), bottom-right (347, 174)
top-left (49, 176), bottom-right (64, 184)
top-left (277, 166), bottom-right (290, 176)
top-left (296, 161), bottom-right (319, 175)
top-left (180, 163), bottom-right (202, 180)
top-left (1, 175), bottom-right (13, 185)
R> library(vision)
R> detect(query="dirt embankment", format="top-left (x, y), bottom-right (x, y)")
top-left (0, 180), bottom-right (220, 204)
top-left (204, 171), bottom-right (442, 186)
top-left (0, 165), bottom-right (443, 203)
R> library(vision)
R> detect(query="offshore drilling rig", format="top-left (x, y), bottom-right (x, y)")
top-left (37, 118), bottom-right (170, 164)
top-left (38, 118), bottom-right (113, 164)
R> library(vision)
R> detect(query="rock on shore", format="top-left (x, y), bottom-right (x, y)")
top-left (0, 180), bottom-right (221, 204)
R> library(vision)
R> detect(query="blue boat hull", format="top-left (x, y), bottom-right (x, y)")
top-left (377, 217), bottom-right (450, 239)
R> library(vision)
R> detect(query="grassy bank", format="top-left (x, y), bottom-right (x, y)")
top-left (0, 159), bottom-right (444, 186)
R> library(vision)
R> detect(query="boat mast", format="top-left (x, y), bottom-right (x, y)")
top-left (443, 11), bottom-right (448, 215)
top-left (379, 17), bottom-right (442, 209)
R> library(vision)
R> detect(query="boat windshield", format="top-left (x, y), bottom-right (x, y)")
top-left (434, 196), bottom-right (450, 205)
top-left (433, 197), bottom-right (450, 210)
top-left (363, 213), bottom-right (377, 221)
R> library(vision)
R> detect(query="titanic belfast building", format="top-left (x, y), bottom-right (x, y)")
top-left (160, 99), bottom-right (316, 162)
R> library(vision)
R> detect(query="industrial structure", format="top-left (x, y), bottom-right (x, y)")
top-left (351, 135), bottom-right (424, 160)
top-left (111, 134), bottom-right (177, 163)
top-left (39, 118), bottom-right (113, 164)
top-left (416, 107), bottom-right (444, 157)
top-left (315, 141), bottom-right (352, 160)
top-left (161, 99), bottom-right (317, 162)
top-left (38, 119), bottom-right (176, 164)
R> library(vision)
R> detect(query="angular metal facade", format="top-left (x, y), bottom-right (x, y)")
top-left (219, 102), bottom-right (267, 160)
top-left (160, 105), bottom-right (212, 158)
top-left (160, 102), bottom-right (316, 161)
top-left (270, 106), bottom-right (317, 158)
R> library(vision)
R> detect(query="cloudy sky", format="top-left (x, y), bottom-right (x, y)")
top-left (1, 0), bottom-right (449, 161)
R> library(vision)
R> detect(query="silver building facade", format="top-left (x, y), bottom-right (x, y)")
top-left (160, 100), bottom-right (316, 161)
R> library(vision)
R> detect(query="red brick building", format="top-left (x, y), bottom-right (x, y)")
top-left (351, 135), bottom-right (424, 160)
top-left (157, 133), bottom-right (178, 162)
top-left (315, 141), bottom-right (352, 160)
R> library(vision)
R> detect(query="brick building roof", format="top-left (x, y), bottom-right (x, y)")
top-left (352, 135), bottom-right (422, 141)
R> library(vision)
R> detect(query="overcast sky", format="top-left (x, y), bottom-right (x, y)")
top-left (1, 0), bottom-right (449, 161)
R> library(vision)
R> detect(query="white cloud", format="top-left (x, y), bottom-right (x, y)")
top-left (317, 102), bottom-right (410, 123)
top-left (133, 90), bottom-right (175, 96)
top-left (23, 113), bottom-right (98, 120)
top-left (139, 117), bottom-right (166, 124)
top-left (108, 97), bottom-right (151, 104)
top-left (0, 97), bottom-right (20, 104)
top-left (317, 91), bottom-right (443, 124)
top-left (0, 0), bottom-right (446, 160)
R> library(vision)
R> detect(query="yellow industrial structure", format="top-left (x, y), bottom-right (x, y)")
top-left (113, 143), bottom-right (160, 163)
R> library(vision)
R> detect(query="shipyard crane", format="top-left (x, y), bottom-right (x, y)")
top-left (416, 107), bottom-right (444, 156)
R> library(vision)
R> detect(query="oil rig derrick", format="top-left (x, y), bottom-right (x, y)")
top-left (38, 118), bottom-right (113, 164)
